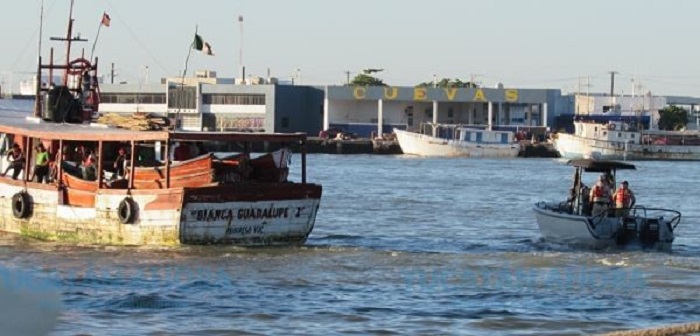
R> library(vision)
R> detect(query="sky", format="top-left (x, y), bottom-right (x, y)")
top-left (2, 0), bottom-right (700, 96)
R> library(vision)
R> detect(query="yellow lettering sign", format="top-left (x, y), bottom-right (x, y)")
top-left (353, 87), bottom-right (367, 99)
top-left (414, 88), bottom-right (427, 100)
top-left (473, 89), bottom-right (487, 101)
top-left (444, 88), bottom-right (457, 101)
top-left (384, 87), bottom-right (398, 100)
top-left (505, 89), bottom-right (518, 102)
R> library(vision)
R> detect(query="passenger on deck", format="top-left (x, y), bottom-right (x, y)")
top-left (614, 181), bottom-right (636, 217)
top-left (589, 174), bottom-right (612, 217)
top-left (173, 142), bottom-right (191, 161)
top-left (114, 147), bottom-right (127, 178)
top-left (32, 143), bottom-right (50, 183)
top-left (2, 143), bottom-right (24, 180)
top-left (81, 148), bottom-right (97, 181)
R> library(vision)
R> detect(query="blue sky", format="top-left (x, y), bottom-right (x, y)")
top-left (2, 0), bottom-right (700, 96)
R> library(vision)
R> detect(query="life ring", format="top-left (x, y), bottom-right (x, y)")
top-left (117, 198), bottom-right (136, 224)
top-left (67, 58), bottom-right (92, 76)
top-left (12, 192), bottom-right (31, 219)
top-left (608, 123), bottom-right (616, 131)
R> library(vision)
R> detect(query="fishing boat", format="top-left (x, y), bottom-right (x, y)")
top-left (554, 119), bottom-right (700, 161)
top-left (532, 159), bottom-right (681, 250)
top-left (0, 3), bottom-right (322, 246)
top-left (393, 123), bottom-right (519, 157)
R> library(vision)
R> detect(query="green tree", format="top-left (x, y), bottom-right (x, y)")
top-left (349, 68), bottom-right (386, 86)
top-left (657, 105), bottom-right (688, 130)
top-left (416, 78), bottom-right (478, 88)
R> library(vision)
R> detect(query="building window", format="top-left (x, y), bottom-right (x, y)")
top-left (281, 117), bottom-right (290, 128)
top-left (168, 86), bottom-right (197, 109)
top-left (202, 94), bottom-right (266, 105)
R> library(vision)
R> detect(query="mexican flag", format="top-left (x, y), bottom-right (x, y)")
top-left (193, 34), bottom-right (214, 56)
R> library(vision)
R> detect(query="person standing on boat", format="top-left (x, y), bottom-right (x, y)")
top-left (589, 174), bottom-right (612, 217)
top-left (614, 181), bottom-right (636, 217)
top-left (2, 143), bottom-right (24, 180)
top-left (32, 143), bottom-right (50, 183)
top-left (114, 147), bottom-right (127, 178)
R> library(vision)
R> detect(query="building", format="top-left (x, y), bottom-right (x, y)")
top-left (96, 71), bottom-right (700, 137)
top-left (323, 85), bottom-right (566, 138)
top-left (99, 70), bottom-right (324, 134)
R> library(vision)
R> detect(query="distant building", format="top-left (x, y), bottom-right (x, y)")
top-left (323, 85), bottom-right (565, 137)
top-left (99, 70), bottom-right (323, 134)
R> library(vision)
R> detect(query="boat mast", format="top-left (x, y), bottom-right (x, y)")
top-left (49, 0), bottom-right (87, 86)
top-left (34, 0), bottom-right (45, 117)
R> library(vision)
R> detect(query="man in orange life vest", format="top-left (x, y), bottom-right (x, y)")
top-left (589, 174), bottom-right (612, 216)
top-left (613, 181), bottom-right (636, 217)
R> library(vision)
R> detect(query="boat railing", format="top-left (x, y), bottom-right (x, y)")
top-left (629, 206), bottom-right (682, 230)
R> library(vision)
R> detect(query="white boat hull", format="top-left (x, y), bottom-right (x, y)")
top-left (533, 202), bottom-right (675, 251)
top-left (394, 128), bottom-right (519, 157)
top-left (555, 132), bottom-right (700, 161)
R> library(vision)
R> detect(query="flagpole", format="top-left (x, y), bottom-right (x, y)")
top-left (90, 21), bottom-right (102, 61)
top-left (178, 25), bottom-right (197, 130)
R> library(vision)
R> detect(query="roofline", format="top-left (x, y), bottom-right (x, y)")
top-left (0, 122), bottom-right (308, 143)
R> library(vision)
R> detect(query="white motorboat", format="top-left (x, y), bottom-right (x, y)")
top-left (394, 123), bottom-right (519, 157)
top-left (554, 119), bottom-right (700, 161)
top-left (532, 159), bottom-right (681, 250)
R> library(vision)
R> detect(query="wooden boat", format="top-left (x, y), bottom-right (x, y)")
top-left (394, 123), bottom-right (519, 157)
top-left (532, 159), bottom-right (681, 250)
top-left (554, 119), bottom-right (700, 161)
top-left (0, 3), bottom-right (322, 246)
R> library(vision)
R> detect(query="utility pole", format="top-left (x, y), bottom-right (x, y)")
top-left (344, 71), bottom-right (350, 85)
top-left (609, 70), bottom-right (618, 96)
top-left (110, 62), bottom-right (115, 84)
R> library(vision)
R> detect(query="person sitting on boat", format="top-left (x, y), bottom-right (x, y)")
top-left (31, 143), bottom-right (50, 183)
top-left (173, 142), bottom-right (191, 161)
top-left (2, 143), bottom-right (24, 180)
top-left (80, 148), bottom-right (97, 181)
top-left (613, 181), bottom-right (636, 217)
top-left (589, 174), bottom-right (612, 217)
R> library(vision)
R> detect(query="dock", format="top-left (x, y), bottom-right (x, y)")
top-left (303, 138), bottom-right (560, 157)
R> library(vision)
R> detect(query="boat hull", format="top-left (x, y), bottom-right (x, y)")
top-left (394, 129), bottom-right (519, 157)
top-left (532, 202), bottom-right (674, 251)
top-left (555, 133), bottom-right (700, 161)
top-left (0, 180), bottom-right (322, 246)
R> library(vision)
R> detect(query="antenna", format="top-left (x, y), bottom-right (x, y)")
top-left (238, 15), bottom-right (244, 79)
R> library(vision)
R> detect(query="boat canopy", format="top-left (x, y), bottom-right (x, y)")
top-left (0, 114), bottom-right (307, 143)
top-left (566, 159), bottom-right (636, 172)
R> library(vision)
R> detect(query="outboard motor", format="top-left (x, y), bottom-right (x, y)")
top-left (639, 218), bottom-right (660, 248)
top-left (616, 216), bottom-right (638, 246)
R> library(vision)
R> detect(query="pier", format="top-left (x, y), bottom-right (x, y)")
top-left (301, 138), bottom-right (560, 157)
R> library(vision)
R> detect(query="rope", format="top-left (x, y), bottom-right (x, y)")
top-left (599, 322), bottom-right (700, 336)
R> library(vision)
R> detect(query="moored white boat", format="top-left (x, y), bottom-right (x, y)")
top-left (394, 123), bottom-right (519, 157)
top-left (554, 119), bottom-right (700, 161)
top-left (532, 159), bottom-right (681, 250)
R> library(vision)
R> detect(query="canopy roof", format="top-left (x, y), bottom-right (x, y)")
top-left (567, 159), bottom-right (636, 172)
top-left (0, 112), bottom-right (306, 143)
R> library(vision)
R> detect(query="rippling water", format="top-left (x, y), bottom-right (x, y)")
top-left (1, 155), bottom-right (700, 335)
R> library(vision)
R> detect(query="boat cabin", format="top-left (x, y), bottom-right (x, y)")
top-left (0, 117), bottom-right (309, 208)
top-left (420, 123), bottom-right (515, 144)
top-left (566, 159), bottom-right (636, 216)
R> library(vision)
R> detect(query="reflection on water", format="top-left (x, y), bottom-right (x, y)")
top-left (1, 155), bottom-right (699, 335)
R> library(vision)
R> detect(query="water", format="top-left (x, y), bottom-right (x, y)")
top-left (1, 155), bottom-right (700, 335)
